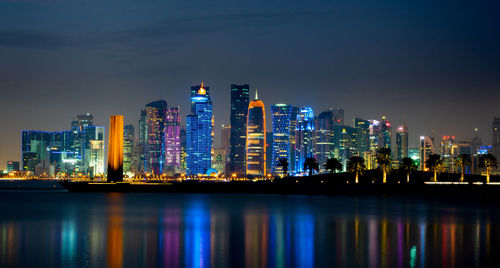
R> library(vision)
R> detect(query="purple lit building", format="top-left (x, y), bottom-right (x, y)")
top-left (146, 100), bottom-right (167, 175)
top-left (165, 107), bottom-right (181, 171)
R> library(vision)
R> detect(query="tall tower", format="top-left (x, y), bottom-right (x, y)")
top-left (186, 83), bottom-right (213, 175)
top-left (419, 136), bottom-right (434, 171)
top-left (294, 106), bottom-right (315, 174)
top-left (229, 84), bottom-right (250, 175)
top-left (146, 100), bottom-right (167, 175)
top-left (395, 124), bottom-right (408, 165)
top-left (138, 109), bottom-right (148, 173)
top-left (354, 118), bottom-right (370, 156)
top-left (246, 91), bottom-right (266, 176)
top-left (165, 107), bottom-right (181, 171)
top-left (271, 104), bottom-right (298, 175)
top-left (71, 113), bottom-right (93, 132)
top-left (107, 115), bottom-right (124, 182)
top-left (379, 116), bottom-right (392, 150)
top-left (123, 124), bottom-right (135, 175)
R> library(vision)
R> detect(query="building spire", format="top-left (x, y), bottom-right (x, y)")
top-left (255, 89), bottom-right (258, 100)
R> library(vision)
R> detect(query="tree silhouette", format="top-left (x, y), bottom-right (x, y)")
top-left (376, 148), bottom-right (392, 183)
top-left (347, 156), bottom-right (366, 183)
top-left (400, 157), bottom-right (417, 183)
top-left (303, 157), bottom-right (319, 176)
top-left (455, 154), bottom-right (471, 182)
top-left (324, 157), bottom-right (342, 174)
top-left (479, 154), bottom-right (497, 183)
top-left (425, 154), bottom-right (443, 182)
top-left (277, 158), bottom-right (289, 177)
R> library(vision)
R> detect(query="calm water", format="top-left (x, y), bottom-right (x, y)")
top-left (0, 192), bottom-right (499, 267)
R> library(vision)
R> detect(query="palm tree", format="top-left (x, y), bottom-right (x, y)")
top-left (277, 158), bottom-right (289, 177)
top-left (324, 157), bottom-right (342, 173)
top-left (455, 154), bottom-right (471, 182)
top-left (347, 156), bottom-right (366, 184)
top-left (400, 157), bottom-right (417, 183)
top-left (479, 154), bottom-right (497, 183)
top-left (376, 148), bottom-right (392, 183)
top-left (425, 154), bottom-right (443, 182)
top-left (303, 158), bottom-right (319, 176)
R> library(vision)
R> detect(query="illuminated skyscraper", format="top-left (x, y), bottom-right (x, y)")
top-left (494, 118), bottom-right (500, 164)
top-left (21, 131), bottom-right (51, 173)
top-left (369, 120), bottom-right (381, 152)
top-left (71, 113), bottom-right (93, 132)
top-left (83, 126), bottom-right (105, 177)
top-left (229, 84), bottom-right (250, 175)
top-left (138, 109), bottom-right (148, 173)
top-left (333, 125), bottom-right (356, 170)
top-left (379, 116), bottom-right (392, 150)
top-left (221, 124), bottom-right (231, 152)
top-left (419, 136), bottom-right (434, 171)
top-left (441, 135), bottom-right (458, 172)
top-left (395, 124), bottom-right (408, 165)
top-left (315, 110), bottom-right (334, 171)
top-left (165, 107), bottom-right (181, 171)
top-left (107, 115), bottom-right (123, 182)
top-left (123, 124), bottom-right (135, 175)
top-left (271, 104), bottom-right (298, 175)
top-left (354, 118), bottom-right (370, 155)
top-left (294, 106), bottom-right (315, 174)
top-left (146, 100), bottom-right (167, 175)
top-left (186, 83), bottom-right (213, 175)
top-left (246, 91), bottom-right (266, 176)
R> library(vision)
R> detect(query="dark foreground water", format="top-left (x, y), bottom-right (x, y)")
top-left (0, 192), bottom-right (499, 267)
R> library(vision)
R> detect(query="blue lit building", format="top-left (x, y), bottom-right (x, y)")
top-left (271, 104), bottom-right (298, 175)
top-left (146, 100), bottom-right (167, 175)
top-left (186, 83), bottom-right (213, 175)
top-left (294, 106), bottom-right (315, 174)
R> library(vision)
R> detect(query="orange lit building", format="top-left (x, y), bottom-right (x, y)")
top-left (107, 115), bottom-right (124, 182)
top-left (245, 91), bottom-right (266, 176)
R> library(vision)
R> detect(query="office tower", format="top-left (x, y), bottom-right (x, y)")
top-left (266, 131), bottom-right (273, 173)
top-left (61, 130), bottom-right (83, 174)
top-left (123, 124), bottom-right (135, 175)
top-left (165, 107), bottom-right (181, 171)
top-left (332, 108), bottom-right (344, 125)
top-left (493, 118), bottom-right (500, 163)
top-left (333, 125), bottom-right (356, 170)
top-left (180, 128), bottom-right (187, 172)
top-left (294, 106), bottom-right (315, 174)
top-left (395, 124), bottom-right (409, 165)
top-left (419, 136), bottom-right (434, 171)
top-left (271, 104), bottom-right (298, 175)
top-left (354, 118), bottom-right (370, 156)
top-left (441, 135), bottom-right (458, 173)
top-left (369, 120), bottom-right (381, 152)
top-left (186, 84), bottom-right (213, 175)
top-left (138, 109), bottom-right (148, 173)
top-left (7, 161), bottom-right (19, 172)
top-left (213, 148), bottom-right (227, 175)
top-left (221, 124), bottom-right (231, 152)
top-left (107, 115), bottom-right (124, 182)
top-left (471, 128), bottom-right (482, 155)
top-left (71, 113), bottom-right (93, 132)
top-left (83, 126), bottom-right (105, 177)
top-left (315, 110), bottom-right (334, 171)
top-left (229, 84), bottom-right (250, 175)
top-left (146, 100), bottom-right (167, 175)
top-left (246, 91), bottom-right (266, 176)
top-left (22, 131), bottom-right (51, 174)
top-left (379, 116), bottom-right (392, 149)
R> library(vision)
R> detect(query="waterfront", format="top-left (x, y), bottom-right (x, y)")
top-left (0, 192), bottom-right (499, 267)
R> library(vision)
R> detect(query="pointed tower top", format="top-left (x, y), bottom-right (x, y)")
top-left (255, 89), bottom-right (259, 100)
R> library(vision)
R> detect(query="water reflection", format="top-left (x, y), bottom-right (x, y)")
top-left (0, 193), bottom-right (499, 267)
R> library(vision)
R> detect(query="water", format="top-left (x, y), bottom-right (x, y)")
top-left (0, 192), bottom-right (499, 267)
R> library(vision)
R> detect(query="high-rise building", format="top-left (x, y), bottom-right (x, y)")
top-left (379, 116), bottom-right (392, 150)
top-left (369, 120), bottom-right (381, 152)
top-left (83, 126), bottom-right (105, 177)
top-left (441, 135), bottom-right (458, 173)
top-left (271, 104), bottom-right (298, 175)
top-left (332, 108), bottom-right (344, 125)
top-left (146, 100), bottom-right (167, 175)
top-left (315, 110), bottom-right (334, 171)
top-left (354, 118), bottom-right (370, 156)
top-left (7, 161), bottom-right (19, 172)
top-left (123, 124), bottom-right (135, 175)
top-left (165, 107), bottom-right (181, 171)
top-left (266, 131), bottom-right (273, 173)
top-left (107, 115), bottom-right (124, 182)
top-left (186, 84), bottom-right (213, 175)
top-left (71, 113), bottom-right (93, 132)
top-left (138, 109), bottom-right (148, 174)
top-left (221, 124), bottom-right (231, 152)
top-left (395, 124), bottom-right (408, 165)
top-left (229, 84), bottom-right (250, 175)
top-left (419, 136), bottom-right (434, 171)
top-left (246, 91), bottom-right (266, 176)
top-left (294, 106), bottom-right (315, 174)
top-left (180, 128), bottom-right (187, 172)
top-left (333, 125), bottom-right (356, 170)
top-left (492, 118), bottom-right (500, 163)
top-left (22, 131), bottom-right (51, 174)
top-left (471, 128), bottom-right (482, 155)
top-left (213, 148), bottom-right (227, 175)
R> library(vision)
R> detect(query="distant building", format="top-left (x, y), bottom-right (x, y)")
top-left (493, 118), bottom-right (500, 165)
top-left (369, 120), bottom-right (381, 152)
top-left (246, 91), bottom-right (266, 176)
top-left (419, 136), bottom-right (434, 171)
top-left (22, 131), bottom-right (51, 174)
top-left (229, 84), bottom-right (250, 175)
top-left (165, 107), bottom-right (181, 172)
top-left (71, 113), bottom-right (93, 132)
top-left (395, 124), bottom-right (408, 166)
top-left (221, 124), bottom-right (231, 152)
top-left (332, 108), bottom-right (344, 125)
top-left (333, 125), bottom-right (356, 171)
top-left (354, 118), bottom-right (370, 156)
top-left (7, 161), bottom-right (19, 172)
top-left (441, 135), bottom-right (458, 173)
top-left (471, 128), bottom-right (482, 155)
top-left (271, 104), bottom-right (298, 176)
top-left (379, 116), bottom-right (392, 150)
top-left (213, 148), bottom-right (227, 175)
top-left (146, 100), bottom-right (167, 175)
top-left (315, 110), bottom-right (335, 171)
top-left (123, 124), bottom-right (135, 175)
top-left (186, 83), bottom-right (213, 175)
top-left (294, 106), bottom-right (315, 174)
top-left (83, 126), bottom-right (105, 177)
top-left (266, 131), bottom-right (273, 173)
top-left (138, 109), bottom-right (148, 173)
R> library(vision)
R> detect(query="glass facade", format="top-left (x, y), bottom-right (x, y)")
top-left (146, 100), bottom-right (167, 175)
top-left (246, 94), bottom-right (266, 176)
top-left (315, 110), bottom-right (334, 171)
top-left (294, 106), bottom-right (315, 174)
top-left (123, 124), bottom-right (135, 174)
top-left (271, 104), bottom-right (298, 175)
top-left (229, 84), bottom-right (249, 175)
top-left (165, 107), bottom-right (181, 171)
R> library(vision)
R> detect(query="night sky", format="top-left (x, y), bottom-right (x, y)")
top-left (1, 0), bottom-right (499, 169)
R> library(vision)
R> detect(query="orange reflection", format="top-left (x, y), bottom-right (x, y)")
top-left (107, 193), bottom-right (124, 268)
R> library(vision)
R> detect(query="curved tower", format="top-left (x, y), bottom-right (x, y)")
top-left (246, 91), bottom-right (266, 176)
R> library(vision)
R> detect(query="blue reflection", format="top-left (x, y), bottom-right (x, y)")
top-left (294, 213), bottom-right (314, 267)
top-left (61, 219), bottom-right (77, 267)
top-left (184, 201), bottom-right (210, 268)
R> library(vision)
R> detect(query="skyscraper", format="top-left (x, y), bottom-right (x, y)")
top-left (246, 91), bottom-right (266, 176)
top-left (315, 110), bottom-right (335, 171)
top-left (333, 125), bottom-right (356, 170)
top-left (221, 124), bottom-right (231, 152)
top-left (229, 84), bottom-right (250, 175)
top-left (123, 124), bottom-right (135, 175)
top-left (83, 126), bottom-right (105, 177)
top-left (354, 118), bottom-right (370, 156)
top-left (22, 131), bottom-right (51, 174)
top-left (71, 113), bottom-right (93, 132)
top-left (107, 115), bottom-right (124, 182)
top-left (146, 100), bottom-right (167, 175)
top-left (492, 118), bottom-right (499, 163)
top-left (294, 106), bottom-right (315, 174)
top-left (395, 124), bottom-right (408, 165)
top-left (271, 104), bottom-right (298, 175)
top-left (379, 116), bottom-right (392, 150)
top-left (186, 83), bottom-right (213, 175)
top-left (165, 107), bottom-right (181, 171)
top-left (332, 108), bottom-right (344, 125)
top-left (138, 109), bottom-right (148, 173)
top-left (419, 136), bottom-right (434, 171)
